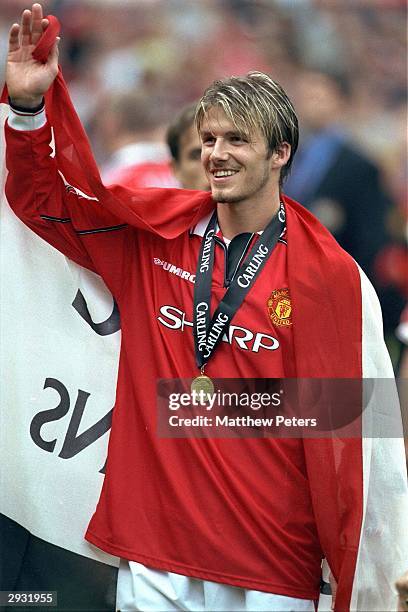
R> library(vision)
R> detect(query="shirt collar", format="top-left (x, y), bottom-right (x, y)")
top-left (191, 212), bottom-right (264, 238)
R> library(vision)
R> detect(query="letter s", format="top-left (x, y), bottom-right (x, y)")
top-left (30, 378), bottom-right (70, 452)
top-left (157, 305), bottom-right (183, 329)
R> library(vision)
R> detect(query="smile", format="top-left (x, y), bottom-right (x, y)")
top-left (211, 169), bottom-right (239, 178)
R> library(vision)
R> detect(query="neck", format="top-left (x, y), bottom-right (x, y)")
top-left (216, 192), bottom-right (281, 239)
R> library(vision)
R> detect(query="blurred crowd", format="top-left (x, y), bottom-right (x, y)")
top-left (0, 0), bottom-right (407, 365)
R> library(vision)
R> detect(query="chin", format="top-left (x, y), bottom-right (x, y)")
top-left (213, 193), bottom-right (244, 204)
top-left (211, 188), bottom-right (236, 203)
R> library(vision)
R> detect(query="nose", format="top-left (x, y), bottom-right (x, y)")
top-left (210, 138), bottom-right (229, 162)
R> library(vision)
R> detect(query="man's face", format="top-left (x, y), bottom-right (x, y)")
top-left (172, 124), bottom-right (209, 191)
top-left (200, 106), bottom-right (276, 205)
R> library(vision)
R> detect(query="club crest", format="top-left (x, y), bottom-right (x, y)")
top-left (267, 288), bottom-right (292, 326)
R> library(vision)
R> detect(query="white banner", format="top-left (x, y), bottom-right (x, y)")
top-left (0, 103), bottom-right (119, 567)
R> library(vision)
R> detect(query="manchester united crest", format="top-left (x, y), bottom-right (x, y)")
top-left (267, 288), bottom-right (292, 326)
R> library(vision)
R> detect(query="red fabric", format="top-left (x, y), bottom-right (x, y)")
top-left (285, 198), bottom-right (363, 611)
top-left (3, 17), bottom-right (364, 610)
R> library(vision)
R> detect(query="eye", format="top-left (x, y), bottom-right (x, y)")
top-left (230, 135), bottom-right (248, 144)
top-left (201, 134), bottom-right (215, 145)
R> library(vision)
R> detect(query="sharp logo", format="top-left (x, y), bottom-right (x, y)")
top-left (154, 258), bottom-right (196, 284)
top-left (157, 305), bottom-right (280, 353)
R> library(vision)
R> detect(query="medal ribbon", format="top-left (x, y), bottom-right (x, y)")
top-left (193, 203), bottom-right (286, 370)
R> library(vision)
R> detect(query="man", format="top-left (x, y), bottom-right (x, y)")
top-left (4, 5), bottom-right (408, 611)
top-left (166, 103), bottom-right (209, 190)
top-left (285, 69), bottom-right (390, 284)
top-left (284, 70), bottom-right (402, 336)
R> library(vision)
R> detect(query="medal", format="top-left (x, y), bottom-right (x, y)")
top-left (191, 373), bottom-right (215, 396)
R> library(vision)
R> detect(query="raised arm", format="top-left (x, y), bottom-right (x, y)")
top-left (5, 3), bottom-right (94, 272)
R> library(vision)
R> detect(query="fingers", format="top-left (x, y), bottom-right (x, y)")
top-left (31, 3), bottom-right (44, 44)
top-left (20, 9), bottom-right (32, 47)
top-left (8, 23), bottom-right (20, 53)
top-left (16, 4), bottom-right (45, 48)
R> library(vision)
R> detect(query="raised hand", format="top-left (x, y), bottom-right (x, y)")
top-left (6, 3), bottom-right (59, 108)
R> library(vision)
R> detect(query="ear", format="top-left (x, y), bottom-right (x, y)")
top-left (270, 142), bottom-right (291, 170)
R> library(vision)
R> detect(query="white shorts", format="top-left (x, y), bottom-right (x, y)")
top-left (116, 560), bottom-right (315, 611)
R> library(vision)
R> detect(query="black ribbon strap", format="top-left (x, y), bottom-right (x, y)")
top-left (193, 203), bottom-right (286, 369)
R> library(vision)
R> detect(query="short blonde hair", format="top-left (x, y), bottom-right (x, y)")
top-left (196, 71), bottom-right (299, 183)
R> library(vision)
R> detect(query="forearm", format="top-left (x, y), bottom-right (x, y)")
top-left (7, 102), bottom-right (61, 218)
top-left (5, 104), bottom-right (96, 270)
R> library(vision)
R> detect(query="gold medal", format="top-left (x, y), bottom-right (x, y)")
top-left (191, 370), bottom-right (214, 396)
top-left (191, 374), bottom-right (214, 395)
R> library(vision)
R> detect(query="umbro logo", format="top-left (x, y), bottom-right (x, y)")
top-left (153, 258), bottom-right (196, 284)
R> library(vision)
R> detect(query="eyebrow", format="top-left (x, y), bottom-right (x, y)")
top-left (199, 130), bottom-right (248, 138)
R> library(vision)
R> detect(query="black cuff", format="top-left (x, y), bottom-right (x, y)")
top-left (8, 97), bottom-right (45, 114)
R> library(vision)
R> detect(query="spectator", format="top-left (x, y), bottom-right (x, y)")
top-left (166, 103), bottom-right (209, 190)
top-left (98, 91), bottom-right (177, 189)
top-left (285, 69), bottom-right (391, 288)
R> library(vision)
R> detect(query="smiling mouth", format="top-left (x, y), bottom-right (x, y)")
top-left (211, 169), bottom-right (239, 178)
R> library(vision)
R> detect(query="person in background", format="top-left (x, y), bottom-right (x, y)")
top-left (98, 91), bottom-right (178, 189)
top-left (166, 103), bottom-right (209, 191)
top-left (285, 70), bottom-right (391, 293)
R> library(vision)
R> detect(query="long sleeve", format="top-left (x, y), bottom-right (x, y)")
top-left (5, 113), bottom-right (100, 273)
top-left (5, 117), bottom-right (139, 298)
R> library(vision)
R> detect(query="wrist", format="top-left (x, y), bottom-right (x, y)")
top-left (8, 97), bottom-right (44, 112)
top-left (8, 98), bottom-right (47, 132)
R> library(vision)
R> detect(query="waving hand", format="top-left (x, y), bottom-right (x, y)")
top-left (6, 3), bottom-right (59, 108)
